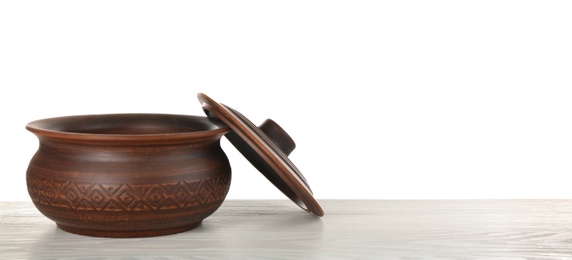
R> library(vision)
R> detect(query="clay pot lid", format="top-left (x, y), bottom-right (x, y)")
top-left (198, 93), bottom-right (324, 217)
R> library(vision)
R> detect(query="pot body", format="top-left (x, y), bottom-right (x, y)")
top-left (26, 114), bottom-right (231, 237)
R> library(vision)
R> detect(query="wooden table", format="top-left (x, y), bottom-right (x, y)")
top-left (1, 200), bottom-right (571, 259)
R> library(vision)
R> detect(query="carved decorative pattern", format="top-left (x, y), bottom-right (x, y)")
top-left (27, 175), bottom-right (230, 211)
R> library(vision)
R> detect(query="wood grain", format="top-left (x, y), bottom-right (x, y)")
top-left (2, 200), bottom-right (572, 259)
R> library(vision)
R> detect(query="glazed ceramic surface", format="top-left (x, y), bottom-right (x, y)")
top-left (198, 93), bottom-right (324, 216)
top-left (26, 114), bottom-right (231, 238)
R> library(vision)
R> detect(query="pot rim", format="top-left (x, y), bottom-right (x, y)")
top-left (26, 113), bottom-right (229, 143)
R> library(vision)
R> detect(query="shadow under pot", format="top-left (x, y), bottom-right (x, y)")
top-left (25, 114), bottom-right (231, 238)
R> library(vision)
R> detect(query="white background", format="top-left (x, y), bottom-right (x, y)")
top-left (1, 1), bottom-right (571, 201)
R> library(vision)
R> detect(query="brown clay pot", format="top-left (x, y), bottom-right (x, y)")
top-left (25, 114), bottom-right (231, 238)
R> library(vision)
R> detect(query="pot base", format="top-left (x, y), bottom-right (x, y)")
top-left (56, 221), bottom-right (202, 238)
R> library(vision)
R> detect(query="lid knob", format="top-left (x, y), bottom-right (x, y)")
top-left (259, 119), bottom-right (296, 156)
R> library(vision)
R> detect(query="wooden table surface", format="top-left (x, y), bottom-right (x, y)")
top-left (1, 200), bottom-right (572, 259)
